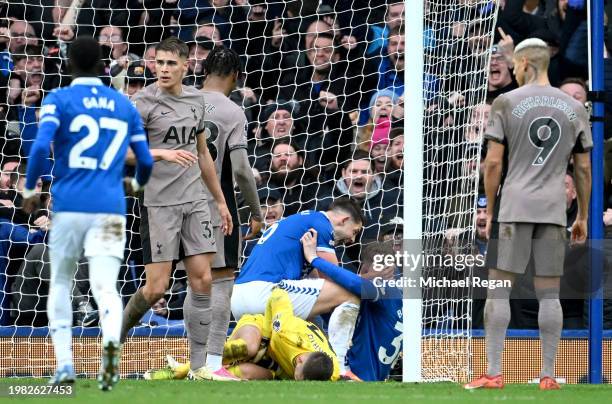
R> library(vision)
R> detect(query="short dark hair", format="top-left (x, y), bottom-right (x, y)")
top-left (301, 352), bottom-right (334, 381)
top-left (329, 197), bottom-right (365, 225)
top-left (12, 44), bottom-right (44, 63)
top-left (271, 139), bottom-right (301, 154)
top-left (68, 37), bottom-right (101, 76)
top-left (156, 37), bottom-right (189, 59)
top-left (389, 128), bottom-right (404, 142)
top-left (559, 77), bottom-right (587, 91)
top-left (389, 25), bottom-right (404, 37)
top-left (344, 149), bottom-right (373, 171)
top-left (204, 45), bottom-right (241, 78)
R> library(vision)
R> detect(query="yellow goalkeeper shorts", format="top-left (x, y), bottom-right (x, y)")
top-left (229, 314), bottom-right (264, 339)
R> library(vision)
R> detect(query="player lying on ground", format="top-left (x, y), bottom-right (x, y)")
top-left (300, 230), bottom-right (403, 381)
top-left (231, 198), bottom-right (364, 379)
top-left (24, 36), bottom-right (154, 390)
top-left (146, 288), bottom-right (339, 381)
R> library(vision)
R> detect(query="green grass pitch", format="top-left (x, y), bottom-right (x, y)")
top-left (1, 379), bottom-right (612, 404)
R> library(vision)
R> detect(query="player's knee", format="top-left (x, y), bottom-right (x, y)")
top-left (189, 273), bottom-right (212, 292)
top-left (142, 280), bottom-right (169, 303)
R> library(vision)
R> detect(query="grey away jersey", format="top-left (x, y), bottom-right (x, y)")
top-left (485, 84), bottom-right (592, 226)
top-left (200, 90), bottom-right (248, 226)
top-left (133, 84), bottom-right (207, 207)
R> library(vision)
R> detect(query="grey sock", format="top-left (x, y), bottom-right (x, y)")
top-left (206, 278), bottom-right (234, 357)
top-left (485, 287), bottom-right (511, 376)
top-left (184, 287), bottom-right (211, 370)
top-left (120, 289), bottom-right (150, 343)
top-left (536, 288), bottom-right (562, 379)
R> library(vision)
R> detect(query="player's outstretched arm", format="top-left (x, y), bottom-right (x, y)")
top-left (229, 148), bottom-right (263, 239)
top-left (196, 131), bottom-right (233, 235)
top-left (301, 229), bottom-right (379, 300)
top-left (571, 152), bottom-right (591, 245)
top-left (484, 141), bottom-right (505, 239)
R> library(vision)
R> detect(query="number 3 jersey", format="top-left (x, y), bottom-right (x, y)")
top-left (132, 83), bottom-right (207, 207)
top-left (31, 78), bottom-right (147, 215)
top-left (199, 90), bottom-right (248, 226)
top-left (485, 84), bottom-right (593, 226)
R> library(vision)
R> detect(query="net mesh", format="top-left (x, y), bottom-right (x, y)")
top-left (0, 0), bottom-right (495, 381)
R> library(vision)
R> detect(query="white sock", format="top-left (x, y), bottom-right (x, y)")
top-left (328, 302), bottom-right (360, 374)
top-left (48, 253), bottom-right (77, 369)
top-left (88, 255), bottom-right (123, 346)
top-left (206, 354), bottom-right (223, 371)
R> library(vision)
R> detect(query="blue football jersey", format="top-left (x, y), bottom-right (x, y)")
top-left (348, 296), bottom-right (403, 381)
top-left (27, 77), bottom-right (148, 214)
top-left (236, 211), bottom-right (335, 284)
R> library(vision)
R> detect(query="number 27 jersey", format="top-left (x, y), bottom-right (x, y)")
top-left (40, 80), bottom-right (146, 215)
top-left (484, 84), bottom-right (593, 226)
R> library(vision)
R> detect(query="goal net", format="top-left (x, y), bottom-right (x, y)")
top-left (418, 0), bottom-right (499, 382)
top-left (0, 0), bottom-right (497, 381)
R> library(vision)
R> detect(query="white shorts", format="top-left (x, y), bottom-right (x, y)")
top-left (50, 212), bottom-right (126, 260)
top-left (231, 279), bottom-right (325, 320)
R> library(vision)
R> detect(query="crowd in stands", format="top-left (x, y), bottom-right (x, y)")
top-left (0, 0), bottom-right (610, 330)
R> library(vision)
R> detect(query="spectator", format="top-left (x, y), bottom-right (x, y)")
top-left (251, 101), bottom-right (298, 173)
top-left (357, 89), bottom-right (398, 152)
top-left (241, 188), bottom-right (284, 260)
top-left (377, 25), bottom-right (404, 95)
top-left (7, 20), bottom-right (39, 55)
top-left (98, 25), bottom-right (140, 89)
top-left (280, 32), bottom-right (360, 113)
top-left (465, 102), bottom-right (492, 143)
top-left (124, 60), bottom-right (154, 98)
top-left (360, 25), bottom-right (405, 124)
top-left (192, 19), bottom-right (224, 47)
top-left (0, 215), bottom-right (46, 325)
top-left (143, 43), bottom-right (158, 77)
top-left (559, 76), bottom-right (587, 104)
top-left (257, 188), bottom-right (284, 228)
top-left (487, 44), bottom-right (517, 99)
top-left (383, 128), bottom-right (404, 190)
top-left (184, 36), bottom-right (214, 88)
top-left (9, 45), bottom-right (64, 157)
top-left (370, 135), bottom-right (389, 175)
top-left (366, 1), bottom-right (405, 56)
top-left (263, 140), bottom-right (318, 217)
top-left (316, 150), bottom-right (401, 241)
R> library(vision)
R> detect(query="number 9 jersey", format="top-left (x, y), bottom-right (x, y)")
top-left (484, 84), bottom-right (593, 227)
top-left (27, 78), bottom-right (149, 215)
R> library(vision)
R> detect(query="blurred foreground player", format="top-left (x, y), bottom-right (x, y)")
top-left (24, 36), bottom-right (154, 390)
top-left (465, 38), bottom-right (592, 391)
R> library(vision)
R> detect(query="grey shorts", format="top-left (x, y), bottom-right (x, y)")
top-left (486, 222), bottom-right (566, 277)
top-left (140, 199), bottom-right (216, 264)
